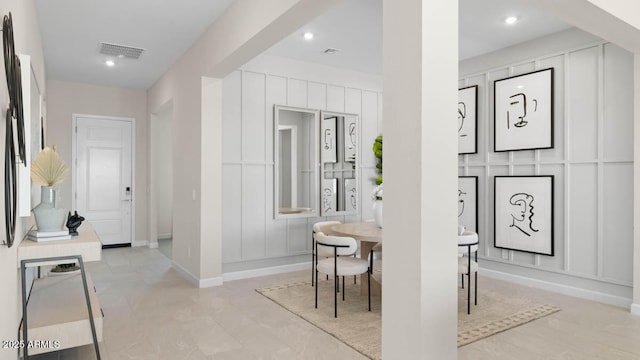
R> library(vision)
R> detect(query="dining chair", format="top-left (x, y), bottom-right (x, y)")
top-left (458, 228), bottom-right (479, 314)
top-left (312, 221), bottom-right (342, 286)
top-left (369, 242), bottom-right (382, 285)
top-left (315, 232), bottom-right (371, 318)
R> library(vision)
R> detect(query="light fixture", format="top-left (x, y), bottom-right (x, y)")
top-left (323, 48), bottom-right (340, 55)
top-left (105, 60), bottom-right (115, 67)
top-left (505, 16), bottom-right (518, 25)
top-left (303, 32), bottom-right (314, 40)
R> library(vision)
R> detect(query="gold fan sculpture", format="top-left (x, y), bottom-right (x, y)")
top-left (31, 145), bottom-right (69, 186)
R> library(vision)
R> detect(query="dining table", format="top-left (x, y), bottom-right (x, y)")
top-left (330, 221), bottom-right (383, 296)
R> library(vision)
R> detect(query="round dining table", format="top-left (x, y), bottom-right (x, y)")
top-left (331, 222), bottom-right (383, 295)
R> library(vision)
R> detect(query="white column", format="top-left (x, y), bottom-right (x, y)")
top-left (382, 0), bottom-right (458, 358)
top-left (200, 77), bottom-right (224, 286)
top-left (633, 54), bottom-right (640, 315)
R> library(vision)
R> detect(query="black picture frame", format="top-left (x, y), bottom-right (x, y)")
top-left (458, 176), bottom-right (478, 234)
top-left (494, 175), bottom-right (554, 256)
top-left (493, 68), bottom-right (554, 152)
top-left (458, 85), bottom-right (478, 154)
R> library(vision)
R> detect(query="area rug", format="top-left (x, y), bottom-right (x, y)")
top-left (256, 279), bottom-right (559, 360)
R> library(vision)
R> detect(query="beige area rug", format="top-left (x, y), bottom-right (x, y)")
top-left (256, 279), bottom-right (560, 360)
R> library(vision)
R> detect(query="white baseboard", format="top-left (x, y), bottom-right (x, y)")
top-left (223, 262), bottom-right (310, 282)
top-left (172, 261), bottom-right (222, 288)
top-left (158, 233), bottom-right (172, 240)
top-left (631, 303), bottom-right (640, 316)
top-left (480, 268), bottom-right (632, 308)
top-left (148, 242), bottom-right (159, 249)
top-left (199, 276), bottom-right (223, 288)
top-left (132, 240), bottom-right (148, 247)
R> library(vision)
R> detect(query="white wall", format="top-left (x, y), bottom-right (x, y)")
top-left (46, 80), bottom-right (149, 243)
top-left (148, 0), bottom-right (341, 283)
top-left (0, 1), bottom-right (45, 358)
top-left (460, 29), bottom-right (634, 304)
top-left (221, 54), bottom-right (382, 272)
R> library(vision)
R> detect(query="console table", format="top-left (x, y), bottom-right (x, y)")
top-left (18, 223), bottom-right (103, 359)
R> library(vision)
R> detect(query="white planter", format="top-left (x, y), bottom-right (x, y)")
top-left (33, 186), bottom-right (66, 232)
top-left (373, 200), bottom-right (383, 228)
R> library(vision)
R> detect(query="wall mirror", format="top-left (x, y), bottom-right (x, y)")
top-left (320, 111), bottom-right (358, 216)
top-left (274, 105), bottom-right (319, 218)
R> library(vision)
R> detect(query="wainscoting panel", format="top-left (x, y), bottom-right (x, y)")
top-left (242, 71), bottom-right (267, 163)
top-left (567, 47), bottom-right (599, 162)
top-left (222, 71), bottom-right (242, 163)
top-left (241, 164), bottom-right (267, 260)
top-left (602, 163), bottom-right (633, 283)
top-left (568, 163), bottom-right (598, 276)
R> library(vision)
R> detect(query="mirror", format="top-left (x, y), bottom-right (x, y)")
top-left (320, 111), bottom-right (358, 216)
top-left (274, 105), bottom-right (319, 218)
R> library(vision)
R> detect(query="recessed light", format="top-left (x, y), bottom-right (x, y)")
top-left (303, 32), bottom-right (314, 40)
top-left (505, 16), bottom-right (518, 25)
top-left (105, 60), bottom-right (115, 67)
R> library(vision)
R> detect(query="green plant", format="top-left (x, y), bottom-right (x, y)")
top-left (372, 135), bottom-right (382, 185)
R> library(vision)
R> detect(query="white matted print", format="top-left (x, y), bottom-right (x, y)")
top-left (458, 176), bottom-right (478, 233)
top-left (494, 176), bottom-right (554, 256)
top-left (458, 85), bottom-right (477, 154)
top-left (494, 68), bottom-right (554, 152)
top-left (321, 116), bottom-right (337, 163)
top-left (344, 116), bottom-right (357, 162)
top-left (344, 178), bottom-right (357, 212)
top-left (321, 178), bottom-right (337, 215)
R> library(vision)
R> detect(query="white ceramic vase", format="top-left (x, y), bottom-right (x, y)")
top-left (373, 200), bottom-right (383, 228)
top-left (33, 186), bottom-right (66, 232)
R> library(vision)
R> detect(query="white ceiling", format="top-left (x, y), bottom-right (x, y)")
top-left (34, 0), bottom-right (572, 90)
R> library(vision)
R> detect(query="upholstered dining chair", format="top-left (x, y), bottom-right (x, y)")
top-left (315, 232), bottom-right (371, 318)
top-left (458, 228), bottom-right (479, 314)
top-left (312, 221), bottom-right (342, 286)
top-left (369, 242), bottom-right (382, 284)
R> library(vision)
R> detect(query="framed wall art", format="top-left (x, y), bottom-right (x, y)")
top-left (458, 176), bottom-right (478, 233)
top-left (321, 178), bottom-right (337, 215)
top-left (458, 85), bottom-right (477, 154)
top-left (344, 178), bottom-right (357, 212)
top-left (344, 116), bottom-right (357, 162)
top-left (494, 175), bottom-right (554, 256)
top-left (321, 116), bottom-right (337, 163)
top-left (494, 68), bottom-right (554, 152)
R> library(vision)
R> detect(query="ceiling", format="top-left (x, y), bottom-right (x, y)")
top-left (34, 0), bottom-right (572, 90)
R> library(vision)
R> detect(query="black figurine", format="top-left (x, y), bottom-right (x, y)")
top-left (66, 211), bottom-right (85, 236)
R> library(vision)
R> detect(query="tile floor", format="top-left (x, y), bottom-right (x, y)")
top-left (29, 246), bottom-right (640, 359)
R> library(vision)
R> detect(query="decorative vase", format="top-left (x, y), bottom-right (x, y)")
top-left (33, 186), bottom-right (66, 232)
top-left (373, 200), bottom-right (383, 228)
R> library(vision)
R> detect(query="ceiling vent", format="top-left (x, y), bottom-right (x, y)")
top-left (323, 48), bottom-right (341, 55)
top-left (98, 42), bottom-right (145, 60)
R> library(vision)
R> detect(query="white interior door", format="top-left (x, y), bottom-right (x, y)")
top-left (74, 115), bottom-right (133, 246)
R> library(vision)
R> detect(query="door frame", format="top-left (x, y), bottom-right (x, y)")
top-left (71, 113), bottom-right (136, 245)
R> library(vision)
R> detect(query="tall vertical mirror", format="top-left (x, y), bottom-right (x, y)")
top-left (320, 111), bottom-right (358, 216)
top-left (274, 105), bottom-right (319, 218)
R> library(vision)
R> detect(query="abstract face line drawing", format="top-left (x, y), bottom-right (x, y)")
top-left (458, 189), bottom-right (467, 217)
top-left (323, 128), bottom-right (333, 150)
top-left (507, 92), bottom-right (539, 129)
top-left (457, 101), bottom-right (467, 137)
top-left (322, 188), bottom-right (333, 212)
top-left (508, 192), bottom-right (539, 237)
top-left (348, 122), bottom-right (356, 149)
